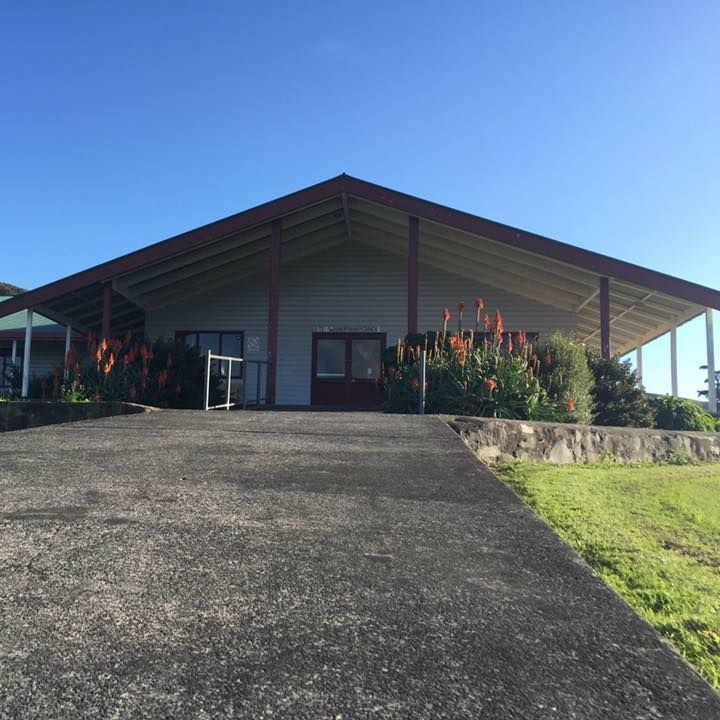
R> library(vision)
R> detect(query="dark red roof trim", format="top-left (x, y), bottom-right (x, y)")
top-left (1, 173), bottom-right (718, 318)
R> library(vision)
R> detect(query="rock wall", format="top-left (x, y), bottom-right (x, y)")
top-left (446, 416), bottom-right (720, 465)
top-left (0, 401), bottom-right (154, 433)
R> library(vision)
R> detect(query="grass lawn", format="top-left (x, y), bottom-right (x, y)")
top-left (497, 461), bottom-right (720, 690)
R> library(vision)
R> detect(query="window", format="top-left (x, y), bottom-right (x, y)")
top-left (316, 338), bottom-right (346, 378)
top-left (175, 331), bottom-right (245, 388)
top-left (351, 338), bottom-right (382, 379)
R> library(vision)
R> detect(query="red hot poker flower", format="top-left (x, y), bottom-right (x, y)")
top-left (484, 378), bottom-right (497, 392)
top-left (475, 298), bottom-right (485, 330)
top-left (494, 310), bottom-right (504, 336)
top-left (566, 397), bottom-right (576, 412)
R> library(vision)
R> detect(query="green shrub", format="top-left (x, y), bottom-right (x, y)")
top-left (587, 350), bottom-right (654, 428)
top-left (536, 332), bottom-right (594, 424)
top-left (651, 396), bottom-right (717, 433)
top-left (384, 311), bottom-right (563, 421)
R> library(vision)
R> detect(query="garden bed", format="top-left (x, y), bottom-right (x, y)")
top-left (449, 415), bottom-right (720, 464)
top-left (0, 401), bottom-right (155, 432)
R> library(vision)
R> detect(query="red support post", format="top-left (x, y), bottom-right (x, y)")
top-left (266, 219), bottom-right (282, 404)
top-left (600, 276), bottom-right (611, 359)
top-left (102, 283), bottom-right (112, 340)
top-left (408, 215), bottom-right (419, 334)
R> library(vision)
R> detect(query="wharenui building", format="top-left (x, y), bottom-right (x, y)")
top-left (1, 175), bottom-right (717, 410)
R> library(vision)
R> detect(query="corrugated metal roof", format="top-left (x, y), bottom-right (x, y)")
top-left (0, 297), bottom-right (62, 334)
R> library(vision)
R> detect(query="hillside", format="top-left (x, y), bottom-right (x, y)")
top-left (0, 281), bottom-right (25, 296)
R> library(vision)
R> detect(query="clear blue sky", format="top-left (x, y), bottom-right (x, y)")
top-left (1, 2), bottom-right (718, 398)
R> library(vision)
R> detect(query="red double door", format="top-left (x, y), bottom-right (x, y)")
top-left (311, 332), bottom-right (385, 407)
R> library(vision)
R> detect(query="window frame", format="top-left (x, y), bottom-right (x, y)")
top-left (174, 330), bottom-right (245, 379)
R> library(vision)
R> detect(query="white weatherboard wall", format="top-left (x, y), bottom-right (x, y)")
top-left (145, 275), bottom-right (269, 363)
top-left (277, 240), bottom-right (575, 405)
top-left (144, 239), bottom-right (575, 406)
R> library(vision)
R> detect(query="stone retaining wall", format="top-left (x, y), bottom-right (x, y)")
top-left (0, 401), bottom-right (155, 433)
top-left (446, 416), bottom-right (720, 464)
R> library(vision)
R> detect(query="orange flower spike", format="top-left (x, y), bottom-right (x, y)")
top-left (124, 353), bottom-right (131, 367)
top-left (506, 334), bottom-right (513, 353)
top-left (410, 377), bottom-right (420, 392)
top-left (102, 361), bottom-right (112, 375)
top-left (484, 378), bottom-right (497, 393)
top-left (95, 347), bottom-right (102, 364)
top-left (100, 338), bottom-right (108, 352)
top-left (458, 301), bottom-right (465, 331)
top-left (544, 352), bottom-right (552, 367)
top-left (483, 314), bottom-right (490, 332)
top-left (442, 308), bottom-right (451, 340)
top-left (474, 298), bottom-right (484, 330)
top-left (566, 397), bottom-right (576, 412)
top-left (108, 352), bottom-right (115, 367)
top-left (494, 310), bottom-right (504, 336)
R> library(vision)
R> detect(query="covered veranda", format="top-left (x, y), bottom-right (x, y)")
top-left (0, 174), bottom-right (717, 412)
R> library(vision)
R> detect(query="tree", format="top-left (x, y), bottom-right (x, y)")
top-left (698, 364), bottom-right (720, 408)
top-left (587, 350), bottom-right (654, 428)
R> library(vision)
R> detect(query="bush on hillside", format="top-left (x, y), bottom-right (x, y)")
top-left (651, 396), bottom-right (718, 433)
top-left (536, 332), bottom-right (594, 424)
top-left (587, 350), bottom-right (654, 428)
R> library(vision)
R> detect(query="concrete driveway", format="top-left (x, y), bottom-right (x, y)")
top-left (1, 411), bottom-right (717, 719)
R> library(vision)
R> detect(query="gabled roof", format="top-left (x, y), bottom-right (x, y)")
top-left (0, 174), bottom-right (717, 353)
